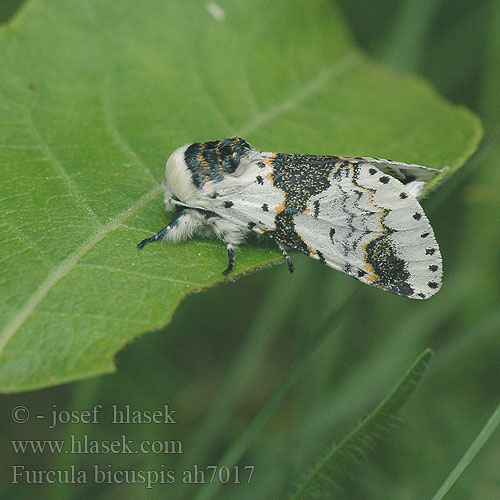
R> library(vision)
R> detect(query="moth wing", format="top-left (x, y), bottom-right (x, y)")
top-left (348, 157), bottom-right (445, 185)
top-left (211, 152), bottom-right (287, 233)
top-left (292, 161), bottom-right (442, 299)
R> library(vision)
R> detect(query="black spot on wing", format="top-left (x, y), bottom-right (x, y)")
top-left (262, 203), bottom-right (269, 212)
top-left (223, 201), bottom-right (234, 208)
top-left (316, 250), bottom-right (326, 264)
top-left (313, 200), bottom-right (320, 218)
top-left (364, 234), bottom-right (414, 297)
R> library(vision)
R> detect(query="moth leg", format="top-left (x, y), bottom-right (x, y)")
top-left (137, 210), bottom-right (185, 248)
top-left (206, 216), bottom-right (240, 276)
top-left (276, 241), bottom-right (294, 273)
top-left (220, 233), bottom-right (236, 276)
top-left (137, 227), bottom-right (169, 248)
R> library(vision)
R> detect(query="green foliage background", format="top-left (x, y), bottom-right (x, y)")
top-left (1, 0), bottom-right (499, 499)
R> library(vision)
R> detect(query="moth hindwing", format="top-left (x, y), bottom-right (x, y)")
top-left (137, 137), bottom-right (443, 299)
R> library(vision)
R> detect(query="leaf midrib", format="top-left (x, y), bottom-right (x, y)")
top-left (0, 184), bottom-right (163, 355)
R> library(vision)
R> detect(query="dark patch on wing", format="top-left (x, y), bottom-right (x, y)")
top-left (267, 153), bottom-right (339, 254)
top-left (364, 234), bottom-right (414, 297)
top-left (346, 163), bottom-right (418, 297)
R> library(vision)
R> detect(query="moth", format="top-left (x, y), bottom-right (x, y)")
top-left (138, 137), bottom-right (444, 299)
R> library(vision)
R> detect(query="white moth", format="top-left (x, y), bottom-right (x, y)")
top-left (138, 137), bottom-right (444, 299)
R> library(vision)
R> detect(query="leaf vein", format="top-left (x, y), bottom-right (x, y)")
top-left (27, 109), bottom-right (103, 229)
top-left (188, 52), bottom-right (237, 134)
top-left (78, 263), bottom-right (204, 286)
top-left (0, 185), bottom-right (163, 356)
top-left (0, 213), bottom-right (53, 266)
top-left (237, 52), bottom-right (360, 137)
top-left (36, 310), bottom-right (151, 326)
top-left (102, 74), bottom-right (158, 184)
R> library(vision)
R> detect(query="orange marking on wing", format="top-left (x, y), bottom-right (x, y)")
top-left (275, 202), bottom-right (285, 214)
top-left (362, 237), bottom-right (379, 282)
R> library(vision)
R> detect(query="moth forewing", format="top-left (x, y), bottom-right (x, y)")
top-left (213, 153), bottom-right (286, 234)
top-left (353, 156), bottom-right (444, 184)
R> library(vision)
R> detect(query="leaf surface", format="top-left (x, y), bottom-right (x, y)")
top-left (0, 0), bottom-right (481, 391)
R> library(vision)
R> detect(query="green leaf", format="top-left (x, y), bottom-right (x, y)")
top-left (291, 349), bottom-right (433, 500)
top-left (191, 290), bottom-right (355, 500)
top-left (430, 401), bottom-right (500, 500)
top-left (0, 0), bottom-right (481, 392)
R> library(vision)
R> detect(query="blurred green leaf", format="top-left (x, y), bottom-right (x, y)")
top-left (0, 0), bottom-right (25, 25)
top-left (0, 0), bottom-right (481, 392)
top-left (431, 402), bottom-right (500, 500)
top-left (191, 289), bottom-right (355, 500)
top-left (291, 349), bottom-right (433, 500)
top-left (481, 0), bottom-right (500, 127)
top-left (376, 0), bottom-right (441, 72)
